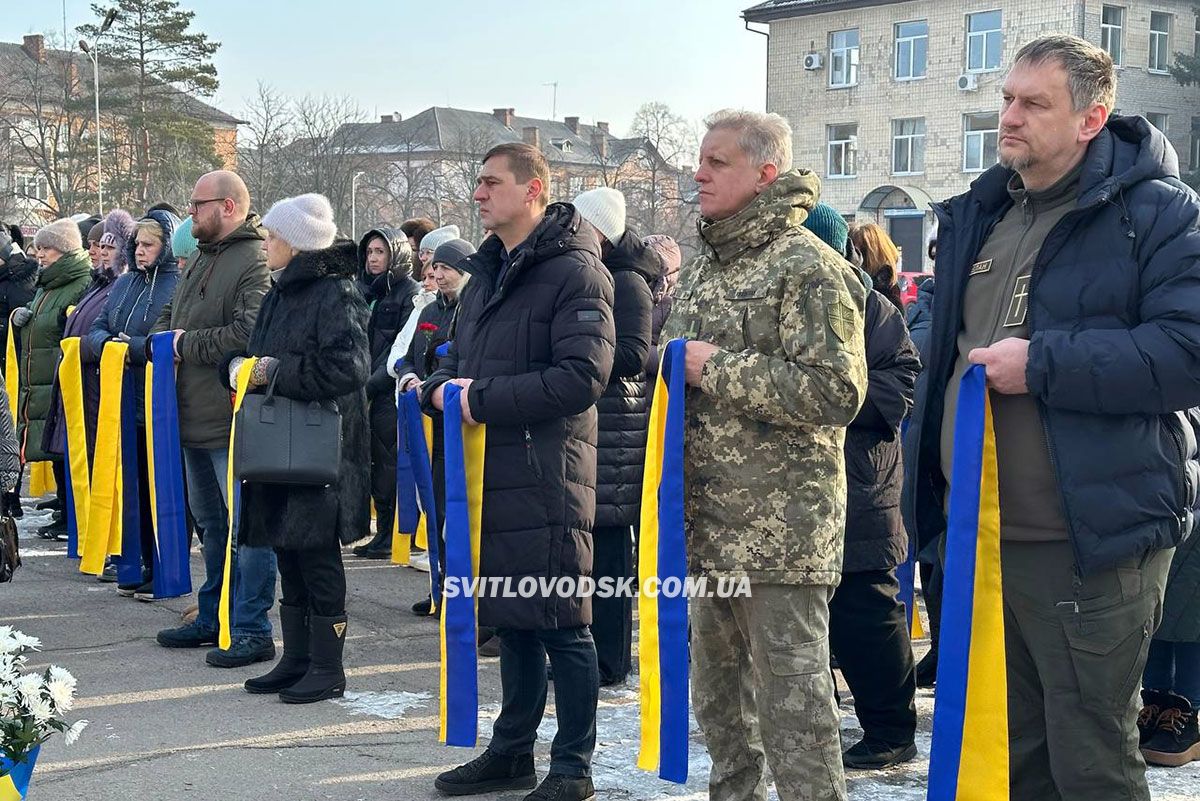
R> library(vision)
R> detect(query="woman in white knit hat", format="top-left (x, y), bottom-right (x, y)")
top-left (223, 193), bottom-right (372, 704)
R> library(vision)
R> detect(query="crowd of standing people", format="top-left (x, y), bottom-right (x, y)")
top-left (1, 31), bottom-right (1198, 801)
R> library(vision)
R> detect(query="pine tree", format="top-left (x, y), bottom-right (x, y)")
top-left (1169, 4), bottom-right (1200, 189)
top-left (79, 0), bottom-right (221, 207)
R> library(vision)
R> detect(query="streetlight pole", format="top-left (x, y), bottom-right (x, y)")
top-left (351, 171), bottom-right (365, 240)
top-left (79, 9), bottom-right (118, 218)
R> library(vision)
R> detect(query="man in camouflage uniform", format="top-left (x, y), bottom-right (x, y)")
top-left (662, 110), bottom-right (867, 801)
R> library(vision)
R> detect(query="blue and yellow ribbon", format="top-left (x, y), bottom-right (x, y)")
top-left (221, 357), bottom-right (258, 650)
top-left (393, 391), bottom-right (419, 566)
top-left (637, 338), bottom-right (690, 783)
top-left (439, 382), bottom-right (484, 747)
top-left (927, 364), bottom-right (1008, 800)
top-left (113, 363), bottom-right (143, 587)
top-left (58, 337), bottom-right (90, 559)
top-left (0, 745), bottom-right (39, 801)
top-left (399, 389), bottom-right (441, 607)
top-left (145, 332), bottom-right (191, 598)
top-left (80, 343), bottom-right (130, 576)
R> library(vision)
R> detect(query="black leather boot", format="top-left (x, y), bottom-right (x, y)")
top-left (245, 604), bottom-right (308, 694)
top-left (279, 614), bottom-right (347, 704)
top-left (352, 503), bottom-right (394, 558)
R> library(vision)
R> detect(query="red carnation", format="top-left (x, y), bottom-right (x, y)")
top-left (418, 322), bottom-right (439, 333)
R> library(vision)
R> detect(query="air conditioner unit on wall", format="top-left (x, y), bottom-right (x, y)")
top-left (957, 73), bottom-right (979, 91)
top-left (804, 53), bottom-right (824, 70)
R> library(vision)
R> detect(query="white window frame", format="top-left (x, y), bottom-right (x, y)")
top-left (15, 172), bottom-right (48, 203)
top-left (827, 123), bottom-right (858, 178)
top-left (966, 10), bottom-right (1003, 73)
top-left (1147, 112), bottom-right (1169, 134)
top-left (894, 20), bottom-right (928, 81)
top-left (829, 29), bottom-right (860, 88)
top-left (1150, 11), bottom-right (1172, 73)
top-left (1101, 5), bottom-right (1124, 66)
top-left (891, 118), bottom-right (926, 175)
top-left (963, 113), bottom-right (999, 173)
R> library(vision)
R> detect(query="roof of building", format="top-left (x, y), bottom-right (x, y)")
top-left (332, 106), bottom-right (657, 169)
top-left (743, 0), bottom-right (905, 22)
top-left (0, 38), bottom-right (242, 126)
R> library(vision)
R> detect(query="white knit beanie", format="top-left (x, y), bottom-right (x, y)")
top-left (261, 193), bottom-right (337, 252)
top-left (418, 224), bottom-right (460, 255)
top-left (573, 187), bottom-right (626, 245)
top-left (33, 218), bottom-right (84, 254)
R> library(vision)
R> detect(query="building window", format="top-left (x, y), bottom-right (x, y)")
top-left (1147, 112), bottom-right (1169, 133)
top-left (827, 123), bottom-right (858, 178)
top-left (895, 20), bottom-right (928, 80)
top-left (1150, 11), bottom-right (1172, 73)
top-left (892, 118), bottom-right (926, 175)
top-left (15, 172), bottom-right (48, 202)
top-left (963, 112), bottom-right (999, 172)
top-left (1191, 118), bottom-right (1200, 171)
top-left (1101, 6), bottom-right (1124, 65)
top-left (829, 29), bottom-right (860, 88)
top-left (966, 11), bottom-right (1003, 72)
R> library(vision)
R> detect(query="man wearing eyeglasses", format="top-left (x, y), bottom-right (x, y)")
top-left (152, 170), bottom-right (277, 670)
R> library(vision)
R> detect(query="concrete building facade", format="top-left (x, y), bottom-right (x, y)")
top-left (744, 0), bottom-right (1200, 271)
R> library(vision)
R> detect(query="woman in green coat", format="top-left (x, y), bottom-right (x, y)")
top-left (12, 219), bottom-right (92, 467)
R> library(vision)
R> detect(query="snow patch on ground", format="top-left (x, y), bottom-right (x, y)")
top-left (331, 690), bottom-right (432, 720)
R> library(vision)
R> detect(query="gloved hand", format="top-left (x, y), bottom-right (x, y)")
top-left (10, 307), bottom-right (33, 328)
top-left (228, 356), bottom-right (246, 389)
top-left (2, 491), bottom-right (23, 519)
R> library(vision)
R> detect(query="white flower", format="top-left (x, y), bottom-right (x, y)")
top-left (12, 631), bottom-right (40, 651)
top-left (63, 719), bottom-right (88, 745)
top-left (25, 694), bottom-right (53, 722)
top-left (46, 666), bottom-right (76, 691)
top-left (14, 673), bottom-right (43, 703)
top-left (46, 678), bottom-right (75, 712)
top-left (0, 627), bottom-right (40, 655)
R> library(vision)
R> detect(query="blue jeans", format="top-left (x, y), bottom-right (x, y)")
top-left (1144, 639), bottom-right (1200, 706)
top-left (488, 626), bottom-right (598, 777)
top-left (183, 446), bottom-right (276, 638)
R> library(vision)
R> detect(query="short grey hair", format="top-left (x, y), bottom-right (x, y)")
top-left (703, 109), bottom-right (793, 172)
top-left (1014, 35), bottom-right (1116, 113)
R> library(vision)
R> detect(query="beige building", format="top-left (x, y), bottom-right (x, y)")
top-left (744, 0), bottom-right (1200, 271)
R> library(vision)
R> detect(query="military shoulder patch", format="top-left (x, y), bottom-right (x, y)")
top-left (970, 258), bottom-right (993, 276)
top-left (827, 295), bottom-right (856, 343)
top-left (577, 310), bottom-right (601, 322)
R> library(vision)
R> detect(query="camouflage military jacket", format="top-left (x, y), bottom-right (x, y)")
top-left (662, 170), bottom-right (868, 586)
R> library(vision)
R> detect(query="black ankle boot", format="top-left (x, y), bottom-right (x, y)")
top-left (352, 506), bottom-right (393, 558)
top-left (245, 604), bottom-right (309, 694)
top-left (279, 614), bottom-right (347, 704)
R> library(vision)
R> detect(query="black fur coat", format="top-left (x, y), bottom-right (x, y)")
top-left (229, 240), bottom-right (371, 550)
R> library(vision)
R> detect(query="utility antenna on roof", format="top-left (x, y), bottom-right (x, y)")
top-left (543, 81), bottom-right (558, 120)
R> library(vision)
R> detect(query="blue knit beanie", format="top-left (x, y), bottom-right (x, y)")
top-left (172, 216), bottom-right (199, 264)
top-left (802, 202), bottom-right (849, 255)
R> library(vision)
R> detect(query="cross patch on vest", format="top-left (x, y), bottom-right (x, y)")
top-left (1003, 275), bottom-right (1031, 328)
top-left (970, 258), bottom-right (993, 276)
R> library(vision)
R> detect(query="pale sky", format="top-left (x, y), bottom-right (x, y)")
top-left (4, 0), bottom-right (767, 137)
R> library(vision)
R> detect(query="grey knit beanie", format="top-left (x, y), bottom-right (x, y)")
top-left (573, 187), bottom-right (626, 244)
top-left (261, 193), bottom-right (337, 252)
top-left (33, 218), bottom-right (83, 253)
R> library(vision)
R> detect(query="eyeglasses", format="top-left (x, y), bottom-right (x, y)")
top-left (187, 197), bottom-right (227, 212)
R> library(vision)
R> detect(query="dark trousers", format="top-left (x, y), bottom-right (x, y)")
top-left (591, 525), bottom-right (633, 684)
top-left (276, 538), bottom-right (346, 618)
top-left (134, 426), bottom-right (155, 578)
top-left (919, 557), bottom-right (944, 650)
top-left (488, 626), bottom-right (599, 777)
top-left (369, 396), bottom-right (397, 534)
top-left (829, 568), bottom-right (917, 746)
top-left (1003, 540), bottom-right (1171, 801)
top-left (52, 459), bottom-right (67, 506)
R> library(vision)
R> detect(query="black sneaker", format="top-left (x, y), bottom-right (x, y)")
top-left (523, 773), bottom-right (595, 801)
top-left (35, 497), bottom-right (62, 511)
top-left (133, 581), bottom-right (158, 602)
top-left (97, 562), bottom-right (118, 583)
top-left (842, 737), bottom-right (918, 770)
top-left (1142, 691), bottom-right (1200, 767)
top-left (1140, 688), bottom-right (1173, 746)
top-left (116, 582), bottom-right (141, 597)
top-left (434, 750), bottom-right (536, 796)
top-left (157, 620), bottom-right (218, 649)
top-left (37, 514), bottom-right (66, 540)
top-left (478, 634), bottom-right (502, 658)
top-left (915, 648), bottom-right (938, 689)
top-left (206, 635), bottom-right (276, 668)
top-left (411, 596), bottom-right (433, 616)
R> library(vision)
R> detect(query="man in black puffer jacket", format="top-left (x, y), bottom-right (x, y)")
top-left (905, 36), bottom-right (1200, 799)
top-left (424, 143), bottom-right (614, 801)
top-left (354, 227), bottom-right (419, 557)
top-left (573, 187), bottom-right (656, 687)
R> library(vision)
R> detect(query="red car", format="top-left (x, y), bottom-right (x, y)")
top-left (897, 272), bottom-right (932, 307)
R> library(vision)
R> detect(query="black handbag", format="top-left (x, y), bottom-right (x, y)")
top-left (234, 370), bottom-right (342, 486)
top-left (0, 515), bottom-right (20, 583)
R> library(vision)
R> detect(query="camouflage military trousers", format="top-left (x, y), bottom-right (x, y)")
top-left (692, 583), bottom-right (846, 801)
